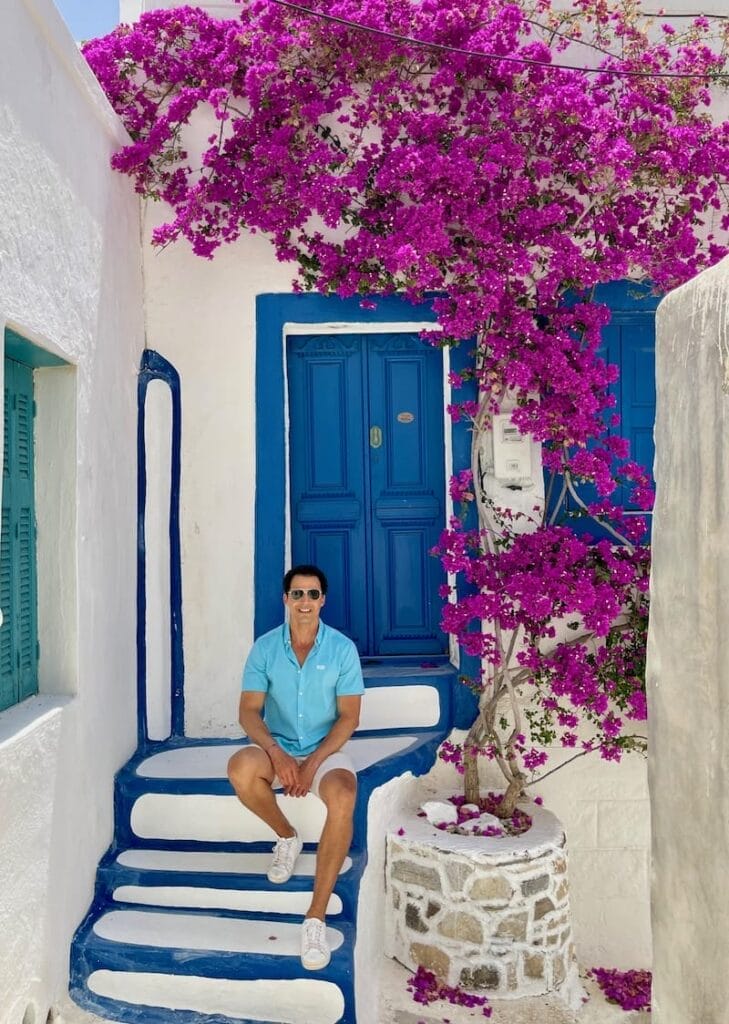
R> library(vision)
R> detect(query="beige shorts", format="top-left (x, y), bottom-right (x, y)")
top-left (253, 744), bottom-right (356, 798)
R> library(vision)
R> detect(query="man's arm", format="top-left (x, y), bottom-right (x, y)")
top-left (238, 691), bottom-right (301, 793)
top-left (238, 690), bottom-right (276, 749)
top-left (292, 694), bottom-right (361, 796)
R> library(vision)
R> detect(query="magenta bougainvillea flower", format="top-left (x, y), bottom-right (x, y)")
top-left (589, 967), bottom-right (652, 1012)
top-left (407, 965), bottom-right (492, 1017)
top-left (81, 0), bottom-right (729, 811)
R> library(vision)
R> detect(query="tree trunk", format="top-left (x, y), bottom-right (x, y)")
top-left (462, 718), bottom-right (485, 805)
top-left (496, 766), bottom-right (526, 818)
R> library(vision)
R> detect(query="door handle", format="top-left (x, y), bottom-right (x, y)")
top-left (369, 425), bottom-right (383, 449)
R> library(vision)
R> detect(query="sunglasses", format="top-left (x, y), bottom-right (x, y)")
top-left (287, 588), bottom-right (322, 601)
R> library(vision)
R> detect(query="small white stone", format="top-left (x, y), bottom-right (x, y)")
top-left (457, 818), bottom-right (482, 834)
top-left (460, 804), bottom-right (481, 816)
top-left (477, 812), bottom-right (502, 829)
top-left (420, 800), bottom-right (458, 826)
top-left (459, 812), bottom-right (503, 834)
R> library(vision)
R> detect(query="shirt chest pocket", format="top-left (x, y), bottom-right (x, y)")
top-left (311, 663), bottom-right (340, 692)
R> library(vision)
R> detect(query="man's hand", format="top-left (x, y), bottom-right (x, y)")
top-left (268, 746), bottom-right (300, 795)
top-left (291, 754), bottom-right (321, 797)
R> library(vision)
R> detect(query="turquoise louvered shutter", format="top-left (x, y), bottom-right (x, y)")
top-left (0, 376), bottom-right (13, 710)
top-left (0, 357), bottom-right (38, 711)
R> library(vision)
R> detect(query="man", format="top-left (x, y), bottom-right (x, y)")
top-left (227, 565), bottom-right (364, 971)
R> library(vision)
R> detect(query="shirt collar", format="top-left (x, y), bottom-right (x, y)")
top-left (283, 620), bottom-right (324, 648)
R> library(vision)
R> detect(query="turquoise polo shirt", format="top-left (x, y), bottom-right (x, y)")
top-left (241, 621), bottom-right (365, 756)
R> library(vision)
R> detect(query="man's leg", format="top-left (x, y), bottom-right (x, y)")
top-left (307, 767), bottom-right (357, 921)
top-left (227, 746), bottom-right (295, 838)
top-left (300, 766), bottom-right (357, 970)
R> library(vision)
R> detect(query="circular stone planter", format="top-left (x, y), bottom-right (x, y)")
top-left (384, 802), bottom-right (580, 1000)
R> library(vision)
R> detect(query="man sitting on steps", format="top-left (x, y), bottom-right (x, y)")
top-left (227, 564), bottom-right (364, 971)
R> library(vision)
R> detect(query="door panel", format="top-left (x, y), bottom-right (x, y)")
top-left (368, 335), bottom-right (445, 654)
top-left (288, 332), bottom-right (446, 655)
top-left (288, 335), bottom-right (368, 649)
top-left (621, 321), bottom-right (656, 506)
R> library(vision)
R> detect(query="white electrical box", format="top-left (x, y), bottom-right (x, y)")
top-left (492, 413), bottom-right (532, 485)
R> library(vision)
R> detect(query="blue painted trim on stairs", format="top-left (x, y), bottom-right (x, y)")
top-left (111, 663), bottom-right (453, 853)
top-left (137, 350), bottom-right (185, 749)
top-left (68, 991), bottom-right (290, 1024)
top-left (70, 663), bottom-right (456, 1024)
top-left (74, 907), bottom-right (357, 973)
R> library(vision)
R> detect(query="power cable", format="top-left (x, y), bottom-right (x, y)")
top-left (265, 0), bottom-right (729, 80)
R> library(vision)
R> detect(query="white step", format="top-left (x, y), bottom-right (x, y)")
top-left (113, 884), bottom-right (342, 916)
top-left (130, 792), bottom-right (327, 843)
top-left (87, 969), bottom-right (344, 1024)
top-left (135, 734), bottom-right (421, 779)
top-left (130, 736), bottom-right (423, 843)
top-left (116, 848), bottom-right (352, 876)
top-left (359, 684), bottom-right (441, 728)
top-left (93, 908), bottom-right (345, 957)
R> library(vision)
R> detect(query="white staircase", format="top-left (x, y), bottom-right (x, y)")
top-left (69, 661), bottom-right (455, 1024)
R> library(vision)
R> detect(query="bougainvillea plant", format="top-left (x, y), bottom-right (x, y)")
top-left (83, 0), bottom-right (729, 815)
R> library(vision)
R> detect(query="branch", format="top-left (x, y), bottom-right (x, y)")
top-left (547, 473), bottom-right (568, 526)
top-left (526, 733), bottom-right (648, 786)
top-left (526, 747), bottom-right (594, 785)
top-left (563, 470), bottom-right (636, 551)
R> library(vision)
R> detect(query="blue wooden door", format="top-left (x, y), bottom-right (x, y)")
top-left (604, 315), bottom-right (656, 508)
top-left (288, 333), bottom-right (446, 655)
top-left (546, 301), bottom-right (656, 534)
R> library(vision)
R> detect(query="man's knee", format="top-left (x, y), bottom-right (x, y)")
top-left (319, 769), bottom-right (357, 814)
top-left (227, 746), bottom-right (272, 789)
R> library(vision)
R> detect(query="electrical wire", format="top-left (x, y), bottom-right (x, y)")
top-left (266, 0), bottom-right (729, 80)
top-left (641, 11), bottom-right (729, 18)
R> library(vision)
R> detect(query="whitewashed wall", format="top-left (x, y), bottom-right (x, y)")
top-left (142, 202), bottom-right (293, 737)
top-left (647, 255), bottom-right (729, 1023)
top-left (141, 198), bottom-right (652, 972)
top-left (0, 2), bottom-right (144, 1022)
top-left (135, 0), bottom-right (729, 979)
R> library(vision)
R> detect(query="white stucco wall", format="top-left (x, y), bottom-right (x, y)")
top-left (526, 747), bottom-right (650, 969)
top-left (0, 1), bottom-right (144, 1022)
top-left (141, 213), bottom-right (651, 972)
top-left (647, 254), bottom-right (729, 1023)
top-left (142, 203), bottom-right (294, 737)
top-left (133, 0), bottom-right (729, 980)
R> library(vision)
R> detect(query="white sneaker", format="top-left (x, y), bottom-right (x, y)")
top-left (301, 917), bottom-right (330, 971)
top-left (267, 831), bottom-right (303, 884)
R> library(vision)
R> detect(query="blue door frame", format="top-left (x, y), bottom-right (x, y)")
top-left (254, 293), bottom-right (475, 648)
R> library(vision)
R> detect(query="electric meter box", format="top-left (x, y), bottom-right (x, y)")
top-left (492, 413), bottom-right (532, 484)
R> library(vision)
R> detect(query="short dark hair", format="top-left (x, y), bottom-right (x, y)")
top-left (283, 564), bottom-right (328, 595)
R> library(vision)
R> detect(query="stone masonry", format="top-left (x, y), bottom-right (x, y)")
top-left (384, 805), bottom-right (577, 999)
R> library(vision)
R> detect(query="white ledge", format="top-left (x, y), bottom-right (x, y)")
top-left (390, 802), bottom-right (565, 863)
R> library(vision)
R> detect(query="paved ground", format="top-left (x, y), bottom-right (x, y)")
top-left (378, 957), bottom-right (650, 1024)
